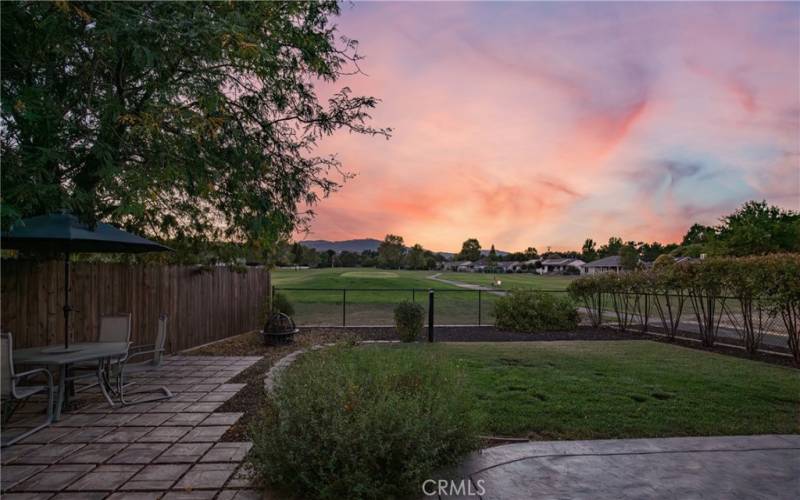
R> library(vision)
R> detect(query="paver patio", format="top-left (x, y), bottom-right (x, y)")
top-left (1, 355), bottom-right (261, 499)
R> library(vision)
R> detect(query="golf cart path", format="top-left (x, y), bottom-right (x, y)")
top-left (432, 435), bottom-right (800, 499)
top-left (428, 273), bottom-right (504, 293)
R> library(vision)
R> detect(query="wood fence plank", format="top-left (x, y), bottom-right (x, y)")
top-left (1, 261), bottom-right (269, 350)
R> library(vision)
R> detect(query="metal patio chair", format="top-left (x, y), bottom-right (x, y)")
top-left (72, 313), bottom-right (132, 406)
top-left (116, 314), bottom-right (172, 405)
top-left (1, 332), bottom-right (55, 448)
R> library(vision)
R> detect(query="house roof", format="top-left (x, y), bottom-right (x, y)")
top-left (542, 258), bottom-right (579, 266)
top-left (585, 255), bottom-right (623, 267)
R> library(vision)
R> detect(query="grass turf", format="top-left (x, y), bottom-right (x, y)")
top-left (271, 268), bottom-right (572, 325)
top-left (437, 272), bottom-right (576, 291)
top-left (357, 341), bottom-right (800, 439)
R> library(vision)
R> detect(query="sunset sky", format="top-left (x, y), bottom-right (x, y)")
top-left (302, 1), bottom-right (800, 253)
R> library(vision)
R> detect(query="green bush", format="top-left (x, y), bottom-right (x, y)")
top-left (394, 300), bottom-right (424, 342)
top-left (494, 289), bottom-right (579, 332)
top-left (249, 345), bottom-right (482, 499)
top-left (270, 291), bottom-right (295, 316)
top-left (567, 274), bottom-right (604, 327)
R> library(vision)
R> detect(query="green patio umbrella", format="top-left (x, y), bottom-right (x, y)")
top-left (1, 212), bottom-right (171, 350)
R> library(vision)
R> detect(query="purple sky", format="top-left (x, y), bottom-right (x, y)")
top-left (302, 1), bottom-right (799, 251)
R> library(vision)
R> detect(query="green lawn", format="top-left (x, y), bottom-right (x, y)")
top-left (438, 272), bottom-right (576, 291)
top-left (271, 267), bottom-right (573, 325)
top-left (359, 341), bottom-right (800, 439)
top-left (272, 267), bottom-right (477, 325)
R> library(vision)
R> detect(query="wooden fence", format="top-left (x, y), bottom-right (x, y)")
top-left (1, 260), bottom-right (270, 352)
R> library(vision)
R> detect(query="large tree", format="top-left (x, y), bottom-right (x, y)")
top-left (1, 1), bottom-right (388, 252)
top-left (457, 238), bottom-right (481, 261)
top-left (378, 234), bottom-right (404, 269)
top-left (716, 201), bottom-right (799, 256)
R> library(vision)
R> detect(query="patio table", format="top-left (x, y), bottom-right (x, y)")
top-left (13, 342), bottom-right (128, 421)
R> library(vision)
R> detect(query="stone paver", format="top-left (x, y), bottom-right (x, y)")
top-left (180, 426), bottom-right (230, 443)
top-left (10, 464), bottom-right (94, 492)
top-left (138, 426), bottom-right (190, 443)
top-left (58, 443), bottom-right (128, 464)
top-left (2, 493), bottom-right (55, 500)
top-left (107, 493), bottom-right (161, 500)
top-left (97, 427), bottom-right (154, 443)
top-left (1, 465), bottom-right (47, 491)
top-left (15, 444), bottom-right (86, 465)
top-left (200, 413), bottom-right (243, 426)
top-left (55, 427), bottom-right (112, 443)
top-left (437, 435), bottom-right (800, 500)
top-left (1, 444), bottom-right (43, 465)
top-left (107, 443), bottom-right (171, 465)
top-left (120, 464), bottom-right (190, 490)
top-left (1, 355), bottom-right (259, 499)
top-left (65, 464), bottom-right (141, 491)
top-left (200, 442), bottom-right (253, 463)
top-left (166, 413), bottom-right (209, 426)
top-left (51, 493), bottom-right (107, 500)
top-left (124, 413), bottom-right (175, 426)
top-left (154, 442), bottom-right (214, 463)
top-left (174, 462), bottom-right (238, 490)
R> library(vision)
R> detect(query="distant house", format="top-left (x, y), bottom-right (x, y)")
top-left (496, 261), bottom-right (522, 273)
top-left (583, 255), bottom-right (624, 274)
top-left (540, 257), bottom-right (585, 274)
top-left (472, 258), bottom-right (490, 272)
top-left (456, 261), bottom-right (474, 272)
top-left (441, 260), bottom-right (472, 271)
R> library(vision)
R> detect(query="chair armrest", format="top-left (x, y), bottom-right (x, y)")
top-left (14, 367), bottom-right (54, 389)
top-left (125, 347), bottom-right (164, 362)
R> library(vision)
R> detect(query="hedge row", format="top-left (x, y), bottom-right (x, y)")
top-left (567, 254), bottom-right (800, 363)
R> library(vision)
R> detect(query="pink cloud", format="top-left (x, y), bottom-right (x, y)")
top-left (298, 2), bottom-right (799, 252)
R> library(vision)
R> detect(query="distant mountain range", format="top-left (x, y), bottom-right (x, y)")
top-left (298, 238), bottom-right (508, 257)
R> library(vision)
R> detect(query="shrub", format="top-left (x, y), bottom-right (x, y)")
top-left (683, 259), bottom-right (728, 347)
top-left (567, 275), bottom-right (604, 327)
top-left (249, 345), bottom-right (482, 499)
top-left (723, 257), bottom-right (779, 355)
top-left (650, 264), bottom-right (688, 340)
top-left (764, 254), bottom-right (800, 365)
top-left (394, 300), bottom-right (424, 342)
top-left (270, 291), bottom-right (295, 316)
top-left (494, 289), bottom-right (579, 332)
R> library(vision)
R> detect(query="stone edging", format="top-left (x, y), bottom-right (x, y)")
top-left (263, 340), bottom-right (400, 394)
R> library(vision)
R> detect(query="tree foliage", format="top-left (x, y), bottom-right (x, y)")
top-left (457, 238), bottom-right (481, 261)
top-left (1, 1), bottom-right (389, 252)
top-left (378, 234), bottom-right (405, 269)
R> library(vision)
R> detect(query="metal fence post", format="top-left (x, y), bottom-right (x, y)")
top-left (342, 289), bottom-right (346, 327)
top-left (428, 289), bottom-right (434, 342)
top-left (478, 289), bottom-right (482, 326)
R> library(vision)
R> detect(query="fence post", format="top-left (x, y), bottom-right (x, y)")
top-left (342, 289), bottom-right (346, 327)
top-left (428, 289), bottom-right (434, 342)
top-left (478, 289), bottom-right (482, 326)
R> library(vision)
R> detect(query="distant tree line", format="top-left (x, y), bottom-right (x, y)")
top-left (269, 200), bottom-right (799, 270)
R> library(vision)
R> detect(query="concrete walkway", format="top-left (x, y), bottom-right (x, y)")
top-left (432, 435), bottom-right (800, 499)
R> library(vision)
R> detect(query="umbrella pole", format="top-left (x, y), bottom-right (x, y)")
top-left (63, 252), bottom-right (70, 349)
